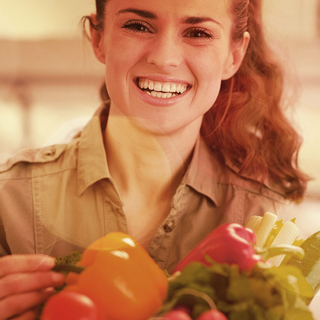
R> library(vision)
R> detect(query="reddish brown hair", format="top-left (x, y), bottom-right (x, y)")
top-left (87, 0), bottom-right (309, 201)
top-left (201, 0), bottom-right (309, 201)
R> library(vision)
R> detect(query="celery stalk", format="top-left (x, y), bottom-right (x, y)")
top-left (245, 216), bottom-right (263, 234)
top-left (269, 221), bottom-right (300, 266)
top-left (255, 212), bottom-right (277, 247)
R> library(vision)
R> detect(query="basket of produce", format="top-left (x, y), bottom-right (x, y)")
top-left (40, 212), bottom-right (320, 320)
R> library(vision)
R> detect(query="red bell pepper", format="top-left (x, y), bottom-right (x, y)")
top-left (174, 223), bottom-right (263, 272)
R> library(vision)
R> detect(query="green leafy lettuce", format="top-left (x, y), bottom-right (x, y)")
top-left (157, 260), bottom-right (315, 320)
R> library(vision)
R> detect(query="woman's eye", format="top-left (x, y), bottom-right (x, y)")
top-left (184, 28), bottom-right (214, 40)
top-left (121, 21), bottom-right (152, 33)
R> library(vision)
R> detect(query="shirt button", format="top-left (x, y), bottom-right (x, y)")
top-left (42, 147), bottom-right (56, 157)
top-left (163, 219), bottom-right (175, 233)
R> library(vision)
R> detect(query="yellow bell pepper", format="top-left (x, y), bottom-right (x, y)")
top-left (64, 232), bottom-right (168, 320)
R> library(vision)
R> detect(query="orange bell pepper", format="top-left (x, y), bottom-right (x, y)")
top-left (64, 232), bottom-right (168, 320)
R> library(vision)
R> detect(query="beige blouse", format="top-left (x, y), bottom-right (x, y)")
top-left (0, 104), bottom-right (287, 274)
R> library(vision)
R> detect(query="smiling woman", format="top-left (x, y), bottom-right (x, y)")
top-left (0, 0), bottom-right (311, 319)
top-left (86, 0), bottom-right (309, 200)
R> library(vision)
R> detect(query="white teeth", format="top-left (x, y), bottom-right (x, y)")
top-left (137, 78), bottom-right (189, 96)
top-left (147, 91), bottom-right (177, 99)
top-left (154, 82), bottom-right (162, 91)
top-left (139, 79), bottom-right (148, 89)
top-left (170, 83), bottom-right (177, 93)
top-left (162, 83), bottom-right (171, 92)
top-left (149, 81), bottom-right (154, 90)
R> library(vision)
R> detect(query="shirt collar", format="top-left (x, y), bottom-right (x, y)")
top-left (77, 104), bottom-right (111, 196)
top-left (77, 107), bottom-right (231, 204)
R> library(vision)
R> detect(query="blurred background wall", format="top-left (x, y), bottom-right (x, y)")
top-left (0, 0), bottom-right (320, 314)
top-left (0, 0), bottom-right (103, 160)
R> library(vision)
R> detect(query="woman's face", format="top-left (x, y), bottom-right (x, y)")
top-left (93, 0), bottom-right (248, 135)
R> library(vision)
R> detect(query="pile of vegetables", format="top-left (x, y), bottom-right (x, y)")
top-left (40, 212), bottom-right (320, 320)
top-left (155, 214), bottom-right (317, 320)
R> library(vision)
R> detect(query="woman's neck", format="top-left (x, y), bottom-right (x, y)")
top-left (104, 104), bottom-right (201, 202)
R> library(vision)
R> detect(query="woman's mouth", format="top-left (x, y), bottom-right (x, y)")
top-left (136, 78), bottom-right (190, 99)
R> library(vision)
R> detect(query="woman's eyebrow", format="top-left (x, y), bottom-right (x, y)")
top-left (116, 8), bottom-right (157, 19)
top-left (182, 16), bottom-right (223, 28)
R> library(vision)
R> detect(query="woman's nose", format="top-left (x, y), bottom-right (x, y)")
top-left (146, 32), bottom-right (183, 70)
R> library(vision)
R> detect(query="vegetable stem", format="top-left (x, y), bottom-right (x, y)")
top-left (52, 264), bottom-right (86, 274)
top-left (256, 244), bottom-right (305, 262)
top-left (174, 288), bottom-right (217, 310)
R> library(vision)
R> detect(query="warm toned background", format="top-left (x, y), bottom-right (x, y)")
top-left (0, 0), bottom-right (320, 317)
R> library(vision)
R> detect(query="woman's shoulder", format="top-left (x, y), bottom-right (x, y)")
top-left (224, 160), bottom-right (287, 201)
top-left (0, 106), bottom-right (106, 181)
top-left (221, 158), bottom-right (287, 203)
top-left (195, 138), bottom-right (287, 203)
top-left (0, 142), bottom-right (77, 181)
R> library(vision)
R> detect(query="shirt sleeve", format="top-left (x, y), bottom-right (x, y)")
top-left (0, 173), bottom-right (36, 255)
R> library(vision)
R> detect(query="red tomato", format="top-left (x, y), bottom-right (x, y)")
top-left (197, 309), bottom-right (228, 320)
top-left (41, 291), bottom-right (99, 320)
top-left (162, 310), bottom-right (193, 320)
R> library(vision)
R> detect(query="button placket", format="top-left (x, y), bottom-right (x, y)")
top-left (162, 184), bottom-right (189, 234)
top-left (102, 180), bottom-right (126, 234)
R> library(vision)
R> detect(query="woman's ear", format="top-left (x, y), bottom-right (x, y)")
top-left (89, 14), bottom-right (106, 64)
top-left (222, 32), bottom-right (250, 80)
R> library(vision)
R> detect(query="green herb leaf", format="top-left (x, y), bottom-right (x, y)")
top-left (264, 265), bottom-right (314, 303)
top-left (55, 251), bottom-right (82, 265)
